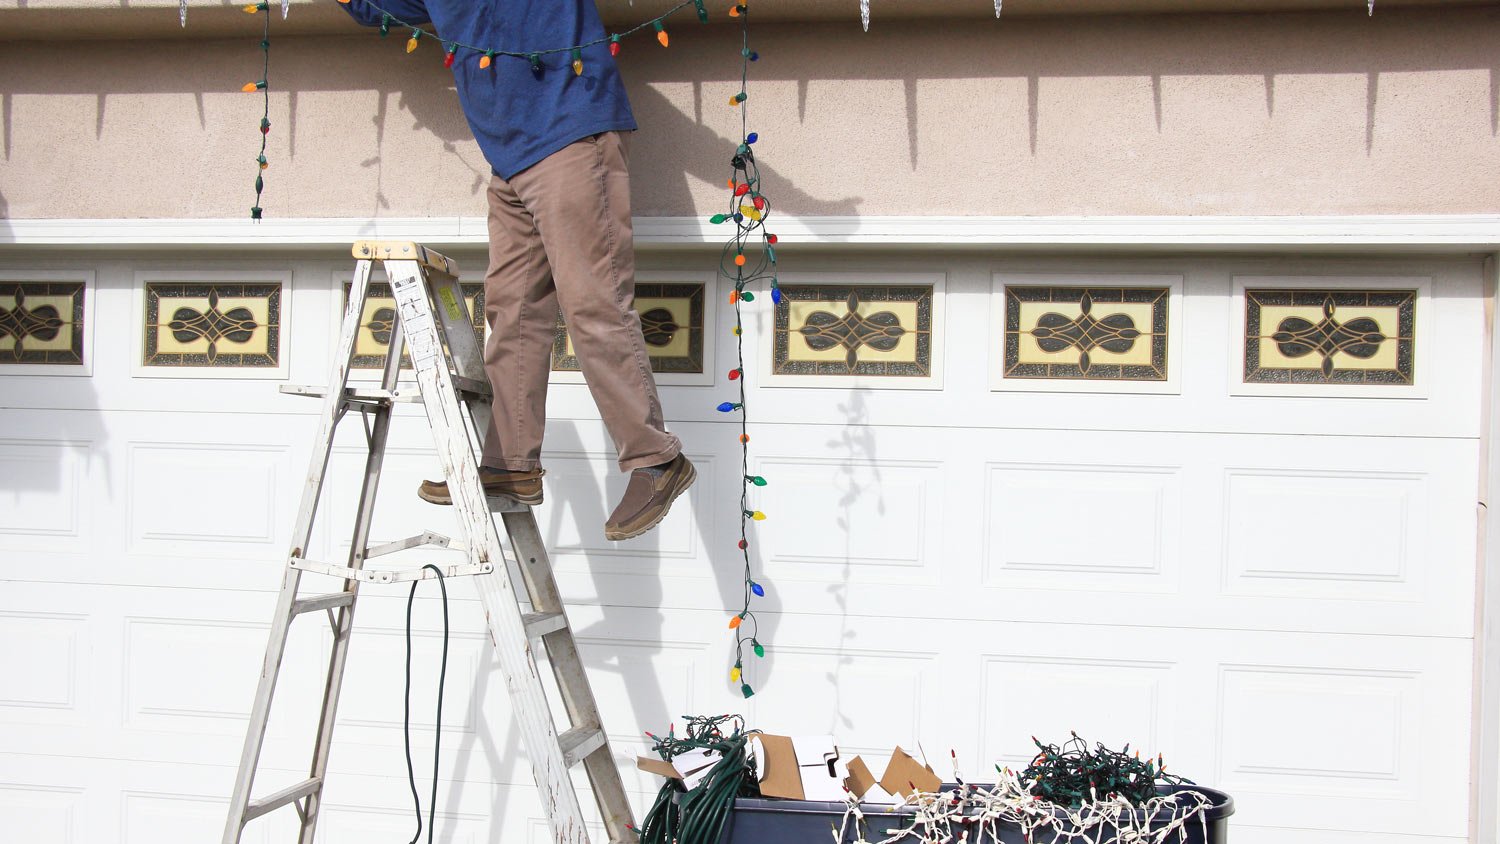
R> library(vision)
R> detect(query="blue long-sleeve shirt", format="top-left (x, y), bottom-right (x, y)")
top-left (337, 0), bottom-right (636, 179)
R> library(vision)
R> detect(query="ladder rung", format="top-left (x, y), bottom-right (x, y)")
top-left (522, 611), bottom-right (568, 639)
top-left (557, 726), bottom-right (608, 768)
top-left (291, 592), bottom-right (355, 616)
top-left (451, 374), bottom-right (493, 399)
top-left (244, 776), bottom-right (322, 822)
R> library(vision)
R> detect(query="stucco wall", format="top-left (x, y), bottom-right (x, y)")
top-left (1, 6), bottom-right (1498, 220)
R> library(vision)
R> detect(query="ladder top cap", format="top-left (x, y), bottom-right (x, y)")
top-left (352, 240), bottom-right (460, 276)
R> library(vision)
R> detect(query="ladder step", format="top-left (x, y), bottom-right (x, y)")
top-left (521, 610), bottom-right (568, 639)
top-left (557, 726), bottom-right (608, 768)
top-left (451, 373), bottom-right (493, 399)
top-left (291, 592), bottom-right (355, 616)
top-left (244, 776), bottom-right (322, 822)
top-left (279, 384), bottom-right (420, 405)
top-left (365, 531), bottom-right (457, 560)
top-left (289, 558), bottom-right (494, 584)
top-left (281, 383), bottom-right (488, 405)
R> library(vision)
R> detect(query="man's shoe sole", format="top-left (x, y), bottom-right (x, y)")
top-left (603, 459), bottom-right (697, 542)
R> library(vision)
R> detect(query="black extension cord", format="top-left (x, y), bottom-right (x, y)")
top-left (403, 564), bottom-right (450, 844)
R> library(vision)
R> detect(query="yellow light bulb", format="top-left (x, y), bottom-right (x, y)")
top-left (751, 511), bottom-right (766, 521)
top-left (406, 36), bottom-right (420, 53)
top-left (730, 667), bottom-right (742, 682)
top-left (573, 59), bottom-right (584, 76)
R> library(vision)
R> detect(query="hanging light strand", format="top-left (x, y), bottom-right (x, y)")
top-left (243, 2), bottom-right (272, 220)
top-left (711, 0), bottom-right (779, 699)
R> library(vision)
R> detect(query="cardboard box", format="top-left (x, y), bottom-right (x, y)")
top-left (747, 734), bottom-right (849, 802)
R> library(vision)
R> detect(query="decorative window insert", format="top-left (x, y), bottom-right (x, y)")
top-left (768, 272), bottom-right (944, 390)
top-left (133, 270), bottom-right (291, 379)
top-left (991, 273), bottom-right (1182, 395)
top-left (0, 276), bottom-right (90, 372)
top-left (1231, 275), bottom-right (1429, 398)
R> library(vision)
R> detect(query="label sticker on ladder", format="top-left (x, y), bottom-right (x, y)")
top-left (391, 274), bottom-right (439, 367)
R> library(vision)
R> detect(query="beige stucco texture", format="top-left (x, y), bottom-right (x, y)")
top-left (1, 6), bottom-right (1497, 220)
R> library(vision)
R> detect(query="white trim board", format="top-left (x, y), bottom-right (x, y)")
top-left (5, 215), bottom-right (1500, 250)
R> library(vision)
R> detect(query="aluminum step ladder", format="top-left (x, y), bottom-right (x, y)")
top-left (222, 241), bottom-right (634, 844)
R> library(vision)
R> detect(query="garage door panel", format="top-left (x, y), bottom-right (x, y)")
top-left (0, 610), bottom-right (87, 726)
top-left (0, 437), bottom-right (91, 550)
top-left (3, 256), bottom-right (1481, 439)
top-left (982, 462), bottom-right (1180, 591)
top-left (0, 587), bottom-right (1470, 839)
top-left (0, 252), bottom-right (1484, 844)
top-left (0, 782), bottom-right (86, 844)
top-left (1223, 468), bottom-right (1426, 601)
top-left (0, 409), bottom-right (309, 592)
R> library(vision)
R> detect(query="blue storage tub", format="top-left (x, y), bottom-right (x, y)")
top-left (716, 784), bottom-right (1234, 844)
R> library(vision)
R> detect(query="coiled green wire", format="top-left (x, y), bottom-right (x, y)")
top-left (638, 715), bottom-right (761, 844)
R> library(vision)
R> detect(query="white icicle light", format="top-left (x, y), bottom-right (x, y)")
top-left (180, 0), bottom-right (188, 27)
top-left (1368, 0), bottom-right (1375, 14)
top-left (995, 0), bottom-right (1003, 17)
top-left (860, 0), bottom-right (871, 31)
top-left (282, 0), bottom-right (290, 18)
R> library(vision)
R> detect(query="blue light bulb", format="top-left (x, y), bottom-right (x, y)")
top-left (717, 402), bottom-right (736, 412)
top-left (747, 132), bottom-right (758, 144)
top-left (751, 582), bottom-right (765, 597)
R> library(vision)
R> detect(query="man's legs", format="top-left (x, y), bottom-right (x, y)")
top-left (480, 170), bottom-right (559, 472)
top-left (507, 131), bottom-right (682, 472)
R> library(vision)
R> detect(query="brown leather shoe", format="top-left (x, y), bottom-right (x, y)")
top-left (417, 466), bottom-right (545, 506)
top-left (604, 454), bottom-right (696, 541)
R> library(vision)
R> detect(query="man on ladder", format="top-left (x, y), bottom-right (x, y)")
top-left (337, 0), bottom-right (695, 540)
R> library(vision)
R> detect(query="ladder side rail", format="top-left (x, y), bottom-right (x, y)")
top-left (223, 258), bottom-right (379, 844)
top-left (387, 261), bottom-right (593, 844)
top-left (503, 511), bottom-right (636, 843)
top-left (426, 272), bottom-right (496, 443)
top-left (295, 308), bottom-right (409, 843)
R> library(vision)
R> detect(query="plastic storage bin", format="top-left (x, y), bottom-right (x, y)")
top-left (716, 784), bottom-right (1234, 844)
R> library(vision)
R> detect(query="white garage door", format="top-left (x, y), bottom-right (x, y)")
top-left (0, 250), bottom-right (1483, 844)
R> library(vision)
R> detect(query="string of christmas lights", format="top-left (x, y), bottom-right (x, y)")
top-left (837, 774), bottom-right (1214, 844)
top-left (638, 714), bottom-right (760, 844)
top-left (838, 738), bottom-right (1214, 844)
top-left (240, 3), bottom-right (274, 220)
top-left (334, 0), bottom-right (705, 69)
top-left (711, 0), bottom-right (780, 700)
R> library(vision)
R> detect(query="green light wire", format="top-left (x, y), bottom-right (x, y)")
top-left (717, 1), bottom-right (777, 698)
top-left (638, 715), bottom-right (760, 844)
top-left (250, 5), bottom-right (270, 220)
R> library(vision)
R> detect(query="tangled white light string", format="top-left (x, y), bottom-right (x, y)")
top-left (834, 767), bottom-right (1214, 844)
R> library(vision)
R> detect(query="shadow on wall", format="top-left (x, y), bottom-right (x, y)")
top-left (5, 8), bottom-right (1499, 218)
top-left (386, 55), bottom-right (865, 217)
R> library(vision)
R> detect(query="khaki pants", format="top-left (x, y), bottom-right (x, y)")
top-left (479, 131), bottom-right (681, 473)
